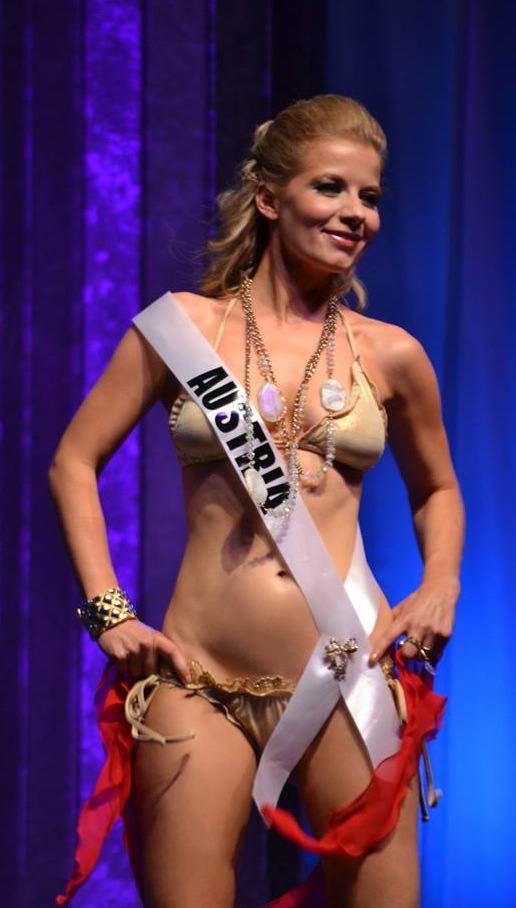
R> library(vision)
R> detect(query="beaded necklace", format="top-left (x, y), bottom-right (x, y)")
top-left (240, 276), bottom-right (345, 512)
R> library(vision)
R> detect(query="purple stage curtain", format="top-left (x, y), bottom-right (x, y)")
top-left (1, 1), bottom-right (515, 907)
top-left (0, 2), bottom-right (322, 906)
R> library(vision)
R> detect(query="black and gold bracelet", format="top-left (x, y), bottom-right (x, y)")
top-left (77, 587), bottom-right (137, 641)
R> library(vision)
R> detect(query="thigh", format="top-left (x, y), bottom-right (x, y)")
top-left (322, 780), bottom-right (419, 908)
top-left (133, 683), bottom-right (257, 908)
top-left (296, 701), bottom-right (419, 908)
top-left (296, 699), bottom-right (373, 830)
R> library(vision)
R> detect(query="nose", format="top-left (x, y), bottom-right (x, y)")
top-left (341, 213), bottom-right (364, 232)
top-left (340, 187), bottom-right (365, 223)
top-left (338, 192), bottom-right (365, 228)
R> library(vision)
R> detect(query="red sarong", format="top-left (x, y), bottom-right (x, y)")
top-left (56, 655), bottom-right (445, 906)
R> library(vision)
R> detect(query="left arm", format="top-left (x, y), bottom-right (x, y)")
top-left (369, 330), bottom-right (465, 665)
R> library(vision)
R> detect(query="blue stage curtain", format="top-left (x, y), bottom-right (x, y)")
top-left (327, 2), bottom-right (516, 906)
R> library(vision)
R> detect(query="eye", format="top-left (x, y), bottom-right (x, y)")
top-left (312, 180), bottom-right (342, 196)
top-left (360, 190), bottom-right (381, 209)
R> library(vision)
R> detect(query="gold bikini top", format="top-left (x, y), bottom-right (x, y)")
top-left (169, 300), bottom-right (387, 473)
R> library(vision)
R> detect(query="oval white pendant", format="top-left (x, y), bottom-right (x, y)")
top-left (321, 378), bottom-right (346, 412)
top-left (258, 381), bottom-right (286, 423)
top-left (244, 467), bottom-right (268, 506)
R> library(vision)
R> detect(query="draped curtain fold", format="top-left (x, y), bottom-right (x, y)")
top-left (1, 1), bottom-right (514, 906)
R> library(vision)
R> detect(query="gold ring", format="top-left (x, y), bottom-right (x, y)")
top-left (419, 643), bottom-right (434, 662)
top-left (404, 636), bottom-right (434, 663)
top-left (404, 635), bottom-right (424, 651)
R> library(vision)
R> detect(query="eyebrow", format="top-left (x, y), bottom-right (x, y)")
top-left (312, 173), bottom-right (382, 192)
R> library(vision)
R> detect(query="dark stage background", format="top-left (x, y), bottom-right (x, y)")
top-left (1, 1), bottom-right (515, 906)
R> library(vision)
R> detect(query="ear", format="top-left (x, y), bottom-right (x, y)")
top-left (255, 183), bottom-right (279, 221)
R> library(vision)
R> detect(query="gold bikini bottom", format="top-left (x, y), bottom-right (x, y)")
top-left (126, 656), bottom-right (395, 758)
top-left (124, 655), bottom-right (441, 819)
top-left (125, 661), bottom-right (296, 758)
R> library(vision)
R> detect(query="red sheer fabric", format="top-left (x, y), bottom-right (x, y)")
top-left (56, 655), bottom-right (445, 905)
top-left (56, 665), bottom-right (133, 906)
top-left (261, 653), bottom-right (445, 857)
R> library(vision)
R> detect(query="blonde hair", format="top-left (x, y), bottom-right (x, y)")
top-left (201, 95), bottom-right (387, 310)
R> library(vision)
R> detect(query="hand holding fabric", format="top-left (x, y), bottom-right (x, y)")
top-left (98, 618), bottom-right (190, 681)
top-left (369, 579), bottom-right (458, 667)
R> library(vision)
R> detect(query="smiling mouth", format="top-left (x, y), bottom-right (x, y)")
top-left (325, 231), bottom-right (363, 248)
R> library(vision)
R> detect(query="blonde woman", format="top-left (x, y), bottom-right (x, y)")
top-left (52, 95), bottom-right (463, 908)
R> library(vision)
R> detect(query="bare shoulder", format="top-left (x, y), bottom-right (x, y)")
top-left (344, 308), bottom-right (434, 403)
top-left (103, 290), bottom-right (222, 400)
top-left (171, 290), bottom-right (233, 341)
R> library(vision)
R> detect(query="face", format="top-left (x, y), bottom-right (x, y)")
top-left (258, 137), bottom-right (382, 279)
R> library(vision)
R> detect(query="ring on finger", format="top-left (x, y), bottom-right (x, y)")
top-left (419, 643), bottom-right (434, 663)
top-left (404, 636), bottom-right (433, 662)
top-left (404, 635), bottom-right (424, 652)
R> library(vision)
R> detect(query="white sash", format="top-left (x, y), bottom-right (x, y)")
top-left (133, 293), bottom-right (401, 816)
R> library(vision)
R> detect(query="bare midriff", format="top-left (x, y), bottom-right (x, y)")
top-left (162, 453), bottom-right (393, 685)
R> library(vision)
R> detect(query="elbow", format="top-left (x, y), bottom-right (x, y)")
top-left (48, 444), bottom-right (94, 500)
top-left (48, 446), bottom-right (66, 499)
top-left (409, 476), bottom-right (463, 514)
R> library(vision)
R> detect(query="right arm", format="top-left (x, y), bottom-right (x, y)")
top-left (49, 325), bottom-right (189, 680)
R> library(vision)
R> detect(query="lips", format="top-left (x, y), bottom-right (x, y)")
top-left (324, 230), bottom-right (363, 249)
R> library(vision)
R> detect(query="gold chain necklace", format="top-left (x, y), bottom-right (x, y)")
top-left (240, 276), bottom-right (344, 512)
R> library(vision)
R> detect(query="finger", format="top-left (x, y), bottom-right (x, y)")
top-left (128, 652), bottom-right (144, 679)
top-left (400, 636), bottom-right (422, 661)
top-left (156, 633), bottom-right (190, 682)
top-left (369, 633), bottom-right (396, 666)
top-left (400, 635), bottom-right (435, 663)
top-left (421, 639), bottom-right (443, 666)
top-left (369, 618), bottom-right (408, 665)
top-left (142, 643), bottom-right (159, 677)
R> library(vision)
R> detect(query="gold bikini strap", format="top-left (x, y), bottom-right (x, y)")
top-left (213, 296), bottom-right (239, 350)
top-left (338, 307), bottom-right (360, 361)
top-left (125, 674), bottom-right (195, 744)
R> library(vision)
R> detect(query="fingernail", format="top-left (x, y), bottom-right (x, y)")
top-left (369, 652), bottom-right (377, 666)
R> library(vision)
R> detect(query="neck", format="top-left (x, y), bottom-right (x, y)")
top-left (250, 248), bottom-right (340, 322)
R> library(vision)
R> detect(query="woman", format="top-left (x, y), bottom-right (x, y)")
top-left (50, 95), bottom-right (463, 908)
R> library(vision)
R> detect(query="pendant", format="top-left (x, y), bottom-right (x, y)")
top-left (244, 467), bottom-right (268, 506)
top-left (320, 378), bottom-right (346, 412)
top-left (258, 381), bottom-right (287, 423)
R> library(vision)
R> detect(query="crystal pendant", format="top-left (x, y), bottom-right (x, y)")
top-left (321, 378), bottom-right (346, 412)
top-left (244, 467), bottom-right (268, 506)
top-left (258, 381), bottom-right (286, 422)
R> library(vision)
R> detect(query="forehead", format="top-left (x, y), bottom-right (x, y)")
top-left (293, 137), bottom-right (382, 183)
